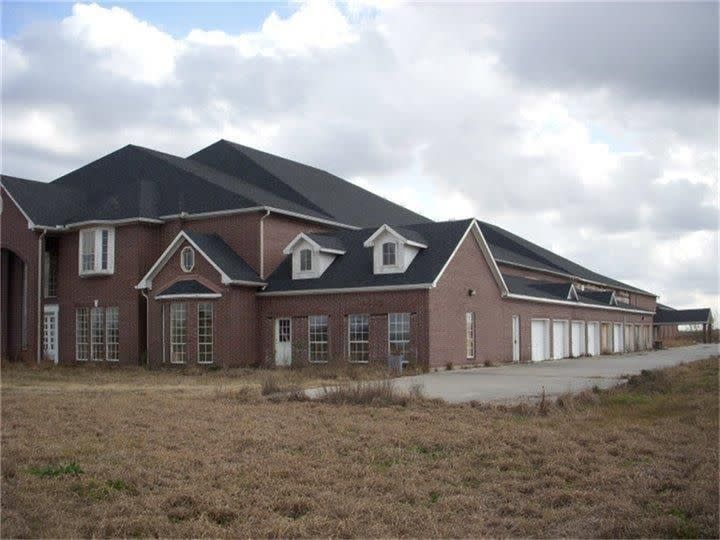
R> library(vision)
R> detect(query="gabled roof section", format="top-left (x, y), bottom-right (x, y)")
top-left (283, 233), bottom-right (346, 255)
top-left (189, 140), bottom-right (431, 228)
top-left (363, 224), bottom-right (428, 248)
top-left (156, 279), bottom-right (220, 299)
top-left (503, 275), bottom-right (576, 302)
top-left (478, 220), bottom-right (654, 296)
top-left (654, 307), bottom-right (712, 325)
top-left (262, 219), bottom-right (474, 294)
top-left (1, 175), bottom-right (83, 227)
top-left (137, 230), bottom-right (264, 289)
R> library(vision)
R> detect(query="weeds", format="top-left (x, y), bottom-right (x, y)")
top-left (28, 462), bottom-right (83, 478)
top-left (312, 380), bottom-right (421, 406)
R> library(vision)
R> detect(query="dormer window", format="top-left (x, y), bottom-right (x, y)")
top-left (181, 247), bottom-right (195, 273)
top-left (382, 242), bottom-right (397, 266)
top-left (364, 224), bottom-right (427, 275)
top-left (300, 249), bottom-right (312, 272)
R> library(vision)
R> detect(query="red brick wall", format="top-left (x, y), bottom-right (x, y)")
top-left (0, 188), bottom-right (41, 363)
top-left (429, 231), bottom-right (654, 368)
top-left (53, 223), bottom-right (159, 364)
top-left (146, 238), bottom-right (259, 367)
top-left (258, 290), bottom-right (430, 368)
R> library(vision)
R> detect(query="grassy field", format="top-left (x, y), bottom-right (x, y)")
top-left (1, 358), bottom-right (718, 538)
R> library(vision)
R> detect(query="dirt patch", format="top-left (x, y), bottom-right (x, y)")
top-left (1, 357), bottom-right (718, 538)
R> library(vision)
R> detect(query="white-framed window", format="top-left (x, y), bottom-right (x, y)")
top-left (308, 315), bottom-right (329, 363)
top-left (79, 227), bottom-right (115, 275)
top-left (197, 302), bottom-right (213, 364)
top-left (348, 314), bottom-right (369, 363)
top-left (300, 249), bottom-right (312, 272)
top-left (388, 312), bottom-right (410, 362)
top-left (90, 307), bottom-right (104, 361)
top-left (170, 302), bottom-right (187, 364)
top-left (105, 307), bottom-right (119, 361)
top-left (466, 312), bottom-right (476, 359)
top-left (181, 246), bottom-right (195, 273)
top-left (76, 308), bottom-right (90, 361)
top-left (382, 242), bottom-right (397, 266)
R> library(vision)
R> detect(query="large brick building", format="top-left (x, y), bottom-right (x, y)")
top-left (0, 140), bottom-right (712, 369)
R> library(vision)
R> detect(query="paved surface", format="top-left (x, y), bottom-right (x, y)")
top-left (310, 344), bottom-right (719, 404)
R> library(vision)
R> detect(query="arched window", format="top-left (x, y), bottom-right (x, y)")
top-left (382, 242), bottom-right (397, 266)
top-left (180, 246), bottom-right (195, 272)
top-left (300, 249), bottom-right (312, 272)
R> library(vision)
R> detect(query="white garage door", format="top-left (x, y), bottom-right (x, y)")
top-left (531, 319), bottom-right (549, 362)
top-left (571, 321), bottom-right (585, 357)
top-left (553, 320), bottom-right (569, 359)
top-left (613, 323), bottom-right (623, 353)
top-left (587, 322), bottom-right (600, 356)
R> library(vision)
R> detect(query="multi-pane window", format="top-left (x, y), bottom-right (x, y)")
top-left (105, 307), bottom-right (119, 361)
top-left (382, 242), bottom-right (397, 266)
top-left (91, 307), bottom-right (104, 361)
top-left (348, 314), bottom-right (369, 362)
top-left (308, 315), bottom-right (329, 363)
top-left (170, 302), bottom-right (187, 364)
top-left (76, 308), bottom-right (90, 361)
top-left (79, 228), bottom-right (115, 274)
top-left (300, 249), bottom-right (312, 271)
top-left (388, 313), bottom-right (410, 361)
top-left (197, 303), bottom-right (213, 364)
top-left (43, 238), bottom-right (58, 297)
top-left (181, 247), bottom-right (195, 272)
top-left (466, 312), bottom-right (476, 359)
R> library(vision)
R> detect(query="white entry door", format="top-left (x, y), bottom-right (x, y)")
top-left (587, 322), bottom-right (600, 356)
top-left (511, 315), bottom-right (520, 362)
top-left (531, 319), bottom-right (549, 362)
top-left (274, 318), bottom-right (292, 366)
top-left (571, 321), bottom-right (585, 357)
top-left (43, 305), bottom-right (59, 364)
top-left (552, 320), bottom-right (568, 359)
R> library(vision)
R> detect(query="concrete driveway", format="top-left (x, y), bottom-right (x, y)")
top-left (387, 343), bottom-right (718, 404)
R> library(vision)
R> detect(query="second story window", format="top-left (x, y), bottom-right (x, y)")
top-left (300, 249), bottom-right (312, 272)
top-left (382, 242), bottom-right (397, 266)
top-left (79, 227), bottom-right (115, 275)
top-left (181, 246), bottom-right (195, 273)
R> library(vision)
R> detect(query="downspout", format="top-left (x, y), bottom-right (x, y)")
top-left (36, 231), bottom-right (46, 364)
top-left (141, 289), bottom-right (149, 366)
top-left (259, 209), bottom-right (271, 279)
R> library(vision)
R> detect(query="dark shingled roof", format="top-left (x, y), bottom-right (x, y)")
top-left (189, 140), bottom-right (431, 227)
top-left (263, 219), bottom-right (474, 292)
top-left (1, 175), bottom-right (83, 225)
top-left (578, 290), bottom-right (615, 305)
top-left (392, 226), bottom-right (428, 245)
top-left (184, 230), bottom-right (263, 284)
top-left (654, 308), bottom-right (712, 325)
top-left (307, 233), bottom-right (346, 252)
top-left (478, 220), bottom-right (652, 296)
top-left (157, 279), bottom-right (215, 297)
top-left (503, 275), bottom-right (574, 301)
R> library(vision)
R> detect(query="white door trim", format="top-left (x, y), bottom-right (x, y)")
top-left (511, 315), bottom-right (520, 362)
top-left (274, 317), bottom-right (292, 366)
top-left (43, 304), bottom-right (59, 364)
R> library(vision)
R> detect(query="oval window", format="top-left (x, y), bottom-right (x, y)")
top-left (181, 246), bottom-right (195, 272)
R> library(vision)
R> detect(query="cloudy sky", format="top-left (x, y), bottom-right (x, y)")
top-left (1, 1), bottom-right (718, 311)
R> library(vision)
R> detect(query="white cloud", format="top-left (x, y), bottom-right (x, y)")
top-left (1, 1), bottom-right (717, 309)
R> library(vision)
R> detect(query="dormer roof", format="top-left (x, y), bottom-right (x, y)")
top-left (363, 224), bottom-right (428, 249)
top-left (283, 233), bottom-right (346, 255)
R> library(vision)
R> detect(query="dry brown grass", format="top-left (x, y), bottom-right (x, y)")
top-left (1, 357), bottom-right (718, 538)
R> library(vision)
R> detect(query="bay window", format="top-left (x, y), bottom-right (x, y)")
top-left (79, 227), bottom-right (115, 275)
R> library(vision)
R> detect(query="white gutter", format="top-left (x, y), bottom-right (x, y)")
top-left (502, 292), bottom-right (655, 315)
top-left (258, 283), bottom-right (434, 296)
top-left (155, 293), bottom-right (222, 300)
